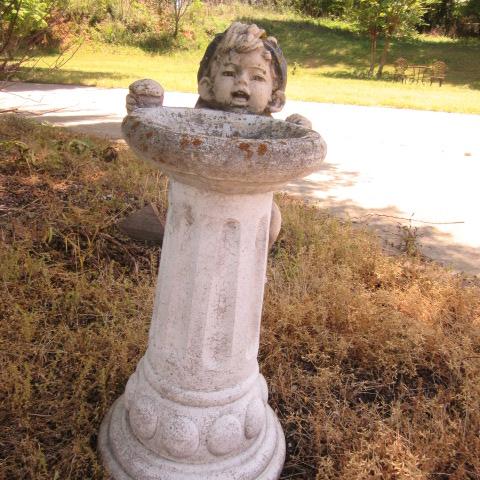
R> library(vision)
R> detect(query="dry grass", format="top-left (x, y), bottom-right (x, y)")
top-left (1, 115), bottom-right (479, 480)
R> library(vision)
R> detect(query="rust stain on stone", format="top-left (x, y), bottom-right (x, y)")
top-left (145, 131), bottom-right (153, 139)
top-left (238, 142), bottom-right (253, 160)
top-left (129, 120), bottom-right (140, 130)
top-left (180, 136), bottom-right (189, 149)
top-left (257, 144), bottom-right (268, 156)
top-left (192, 138), bottom-right (203, 147)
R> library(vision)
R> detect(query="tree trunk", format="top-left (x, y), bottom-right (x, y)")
top-left (0, 0), bottom-right (21, 57)
top-left (444, 0), bottom-right (455, 35)
top-left (172, 0), bottom-right (180, 38)
top-left (369, 32), bottom-right (377, 76)
top-left (173, 16), bottom-right (179, 37)
top-left (376, 36), bottom-right (391, 78)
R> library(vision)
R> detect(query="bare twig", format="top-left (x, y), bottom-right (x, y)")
top-left (0, 105), bottom-right (69, 116)
top-left (350, 213), bottom-right (465, 226)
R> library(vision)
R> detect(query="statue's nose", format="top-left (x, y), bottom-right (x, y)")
top-left (235, 72), bottom-right (249, 87)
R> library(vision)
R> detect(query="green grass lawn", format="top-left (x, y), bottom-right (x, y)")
top-left (27, 4), bottom-right (480, 114)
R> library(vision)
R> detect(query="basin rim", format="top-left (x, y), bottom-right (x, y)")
top-left (122, 107), bottom-right (327, 194)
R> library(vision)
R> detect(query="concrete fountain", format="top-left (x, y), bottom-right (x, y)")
top-left (98, 103), bottom-right (326, 480)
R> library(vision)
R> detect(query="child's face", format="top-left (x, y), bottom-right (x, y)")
top-left (210, 48), bottom-right (275, 114)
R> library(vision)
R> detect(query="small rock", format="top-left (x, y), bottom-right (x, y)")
top-left (101, 145), bottom-right (119, 163)
top-left (118, 203), bottom-right (165, 245)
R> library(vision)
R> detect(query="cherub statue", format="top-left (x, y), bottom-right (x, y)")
top-left (125, 22), bottom-right (311, 248)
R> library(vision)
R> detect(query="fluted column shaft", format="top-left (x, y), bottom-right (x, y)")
top-left (99, 180), bottom-right (285, 480)
top-left (147, 180), bottom-right (271, 391)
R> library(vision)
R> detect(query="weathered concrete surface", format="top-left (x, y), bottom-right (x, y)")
top-left (126, 79), bottom-right (164, 115)
top-left (1, 82), bottom-right (479, 275)
top-left (122, 107), bottom-right (326, 193)
top-left (99, 107), bottom-right (326, 479)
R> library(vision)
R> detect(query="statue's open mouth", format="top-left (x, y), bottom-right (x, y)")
top-left (232, 91), bottom-right (250, 102)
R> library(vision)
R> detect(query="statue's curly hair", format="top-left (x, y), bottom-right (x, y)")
top-left (197, 22), bottom-right (287, 93)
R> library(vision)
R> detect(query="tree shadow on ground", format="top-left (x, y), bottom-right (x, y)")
top-left (285, 178), bottom-right (480, 276)
top-left (238, 16), bottom-right (480, 89)
top-left (387, 41), bottom-right (480, 89)
top-left (321, 70), bottom-right (385, 81)
top-left (288, 162), bottom-right (360, 192)
top-left (32, 114), bottom-right (124, 139)
top-left (1, 81), bottom-right (110, 93)
top-left (12, 67), bottom-right (130, 86)
top-left (238, 16), bottom-right (369, 70)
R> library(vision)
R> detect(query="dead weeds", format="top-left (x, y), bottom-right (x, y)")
top-left (1, 115), bottom-right (479, 480)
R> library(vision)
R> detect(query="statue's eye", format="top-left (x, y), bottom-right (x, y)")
top-left (222, 71), bottom-right (235, 77)
top-left (253, 75), bottom-right (265, 82)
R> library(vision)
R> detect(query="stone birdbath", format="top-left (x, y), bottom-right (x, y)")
top-left (99, 106), bottom-right (327, 480)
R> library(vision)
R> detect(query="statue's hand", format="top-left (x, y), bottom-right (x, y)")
top-left (285, 113), bottom-right (312, 129)
top-left (126, 79), bottom-right (164, 114)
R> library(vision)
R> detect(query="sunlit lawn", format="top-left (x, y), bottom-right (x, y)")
top-left (26, 5), bottom-right (480, 114)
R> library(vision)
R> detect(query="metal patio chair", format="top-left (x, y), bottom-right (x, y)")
top-left (393, 57), bottom-right (409, 83)
top-left (429, 61), bottom-right (447, 86)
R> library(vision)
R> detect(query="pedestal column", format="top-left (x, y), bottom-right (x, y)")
top-left (99, 105), bottom-right (326, 480)
top-left (99, 179), bottom-right (285, 479)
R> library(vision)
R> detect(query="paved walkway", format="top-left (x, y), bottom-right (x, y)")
top-left (1, 82), bottom-right (479, 276)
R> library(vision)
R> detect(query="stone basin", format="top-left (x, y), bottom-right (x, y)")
top-left (122, 107), bottom-right (327, 194)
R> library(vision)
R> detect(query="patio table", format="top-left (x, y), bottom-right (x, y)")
top-left (408, 65), bottom-right (431, 83)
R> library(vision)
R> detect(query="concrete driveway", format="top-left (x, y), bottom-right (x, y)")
top-left (1, 82), bottom-right (479, 276)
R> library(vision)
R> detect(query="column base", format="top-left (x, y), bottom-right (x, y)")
top-left (98, 396), bottom-right (285, 480)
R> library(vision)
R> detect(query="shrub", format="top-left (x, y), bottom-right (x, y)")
top-left (287, 0), bottom-right (349, 18)
top-left (0, 0), bottom-right (72, 81)
top-left (90, 0), bottom-right (158, 46)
